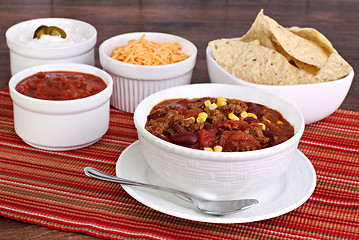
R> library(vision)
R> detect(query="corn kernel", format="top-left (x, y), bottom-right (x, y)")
top-left (228, 112), bottom-right (239, 121)
top-left (203, 147), bottom-right (213, 152)
top-left (240, 111), bottom-right (248, 118)
top-left (258, 123), bottom-right (266, 130)
top-left (263, 118), bottom-right (271, 123)
top-left (213, 145), bottom-right (223, 152)
top-left (209, 103), bottom-right (218, 110)
top-left (197, 116), bottom-right (207, 123)
top-left (217, 100), bottom-right (227, 107)
top-left (185, 117), bottom-right (195, 122)
top-left (247, 112), bottom-right (258, 119)
top-left (244, 129), bottom-right (250, 134)
top-left (276, 120), bottom-right (283, 125)
top-left (204, 100), bottom-right (212, 107)
top-left (216, 97), bottom-right (227, 107)
top-left (197, 112), bottom-right (208, 123)
top-left (198, 112), bottom-right (208, 118)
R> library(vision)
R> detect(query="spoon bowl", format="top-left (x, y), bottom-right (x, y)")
top-left (84, 167), bottom-right (259, 216)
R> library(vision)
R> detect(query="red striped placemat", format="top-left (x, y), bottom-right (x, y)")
top-left (0, 87), bottom-right (358, 239)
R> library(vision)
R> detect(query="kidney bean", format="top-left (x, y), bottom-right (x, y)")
top-left (172, 122), bottom-right (186, 133)
top-left (171, 132), bottom-right (198, 146)
top-left (147, 109), bottom-right (167, 120)
top-left (247, 104), bottom-right (262, 116)
top-left (262, 130), bottom-right (278, 138)
top-left (244, 117), bottom-right (257, 123)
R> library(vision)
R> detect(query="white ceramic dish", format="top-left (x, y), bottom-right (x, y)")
top-left (206, 45), bottom-right (354, 125)
top-left (134, 83), bottom-right (305, 200)
top-left (99, 32), bottom-right (197, 113)
top-left (8, 63), bottom-right (113, 151)
top-left (6, 18), bottom-right (97, 75)
top-left (116, 141), bottom-right (316, 223)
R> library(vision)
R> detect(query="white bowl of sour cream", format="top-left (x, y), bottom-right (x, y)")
top-left (6, 18), bottom-right (97, 75)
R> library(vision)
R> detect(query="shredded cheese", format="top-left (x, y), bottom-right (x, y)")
top-left (111, 34), bottom-right (189, 65)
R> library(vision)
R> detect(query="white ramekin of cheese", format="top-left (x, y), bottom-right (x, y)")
top-left (6, 18), bottom-right (97, 75)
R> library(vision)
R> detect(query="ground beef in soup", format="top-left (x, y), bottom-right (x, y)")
top-left (145, 97), bottom-right (294, 152)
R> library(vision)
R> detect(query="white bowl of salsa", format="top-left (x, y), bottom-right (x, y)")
top-left (9, 63), bottom-right (113, 151)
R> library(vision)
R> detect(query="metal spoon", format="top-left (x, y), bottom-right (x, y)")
top-left (84, 167), bottom-right (259, 216)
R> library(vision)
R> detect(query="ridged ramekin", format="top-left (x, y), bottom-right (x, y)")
top-left (99, 32), bottom-right (197, 113)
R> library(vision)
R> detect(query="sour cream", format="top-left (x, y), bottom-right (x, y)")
top-left (6, 18), bottom-right (97, 75)
top-left (16, 25), bottom-right (89, 47)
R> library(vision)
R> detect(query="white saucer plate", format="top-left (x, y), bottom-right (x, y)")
top-left (116, 141), bottom-right (316, 224)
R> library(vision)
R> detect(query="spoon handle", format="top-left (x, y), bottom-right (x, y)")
top-left (84, 167), bottom-right (192, 199)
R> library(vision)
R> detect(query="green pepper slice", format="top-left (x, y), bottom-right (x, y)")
top-left (33, 25), bottom-right (48, 39)
top-left (33, 25), bottom-right (67, 39)
top-left (45, 26), bottom-right (67, 38)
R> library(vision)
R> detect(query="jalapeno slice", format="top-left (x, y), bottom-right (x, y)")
top-left (33, 25), bottom-right (48, 39)
top-left (33, 25), bottom-right (67, 39)
top-left (45, 26), bottom-right (67, 38)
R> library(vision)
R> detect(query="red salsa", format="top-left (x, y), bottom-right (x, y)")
top-left (145, 97), bottom-right (294, 152)
top-left (15, 71), bottom-right (107, 100)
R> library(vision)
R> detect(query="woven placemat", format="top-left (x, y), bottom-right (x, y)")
top-left (0, 87), bottom-right (358, 239)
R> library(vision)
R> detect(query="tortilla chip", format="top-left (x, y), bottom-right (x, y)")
top-left (264, 15), bottom-right (329, 68)
top-left (209, 10), bottom-right (352, 86)
top-left (270, 38), bottom-right (293, 62)
top-left (289, 26), bottom-right (338, 54)
top-left (209, 39), bottom-right (316, 85)
top-left (209, 39), bottom-right (241, 69)
top-left (316, 53), bottom-right (353, 81)
top-left (240, 9), bottom-right (275, 50)
top-left (249, 39), bottom-right (261, 46)
top-left (272, 38), bottom-right (320, 76)
top-left (293, 59), bottom-right (320, 75)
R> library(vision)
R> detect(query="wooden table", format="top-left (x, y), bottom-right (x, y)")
top-left (0, 0), bottom-right (357, 239)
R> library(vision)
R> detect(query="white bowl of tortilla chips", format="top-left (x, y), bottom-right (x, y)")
top-left (207, 10), bottom-right (354, 125)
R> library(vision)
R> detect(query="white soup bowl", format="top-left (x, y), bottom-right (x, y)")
top-left (134, 83), bottom-right (304, 200)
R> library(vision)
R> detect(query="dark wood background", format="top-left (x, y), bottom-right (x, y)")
top-left (0, 0), bottom-right (357, 239)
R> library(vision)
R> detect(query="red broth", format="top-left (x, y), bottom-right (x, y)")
top-left (15, 71), bottom-right (107, 100)
top-left (146, 97), bottom-right (294, 152)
